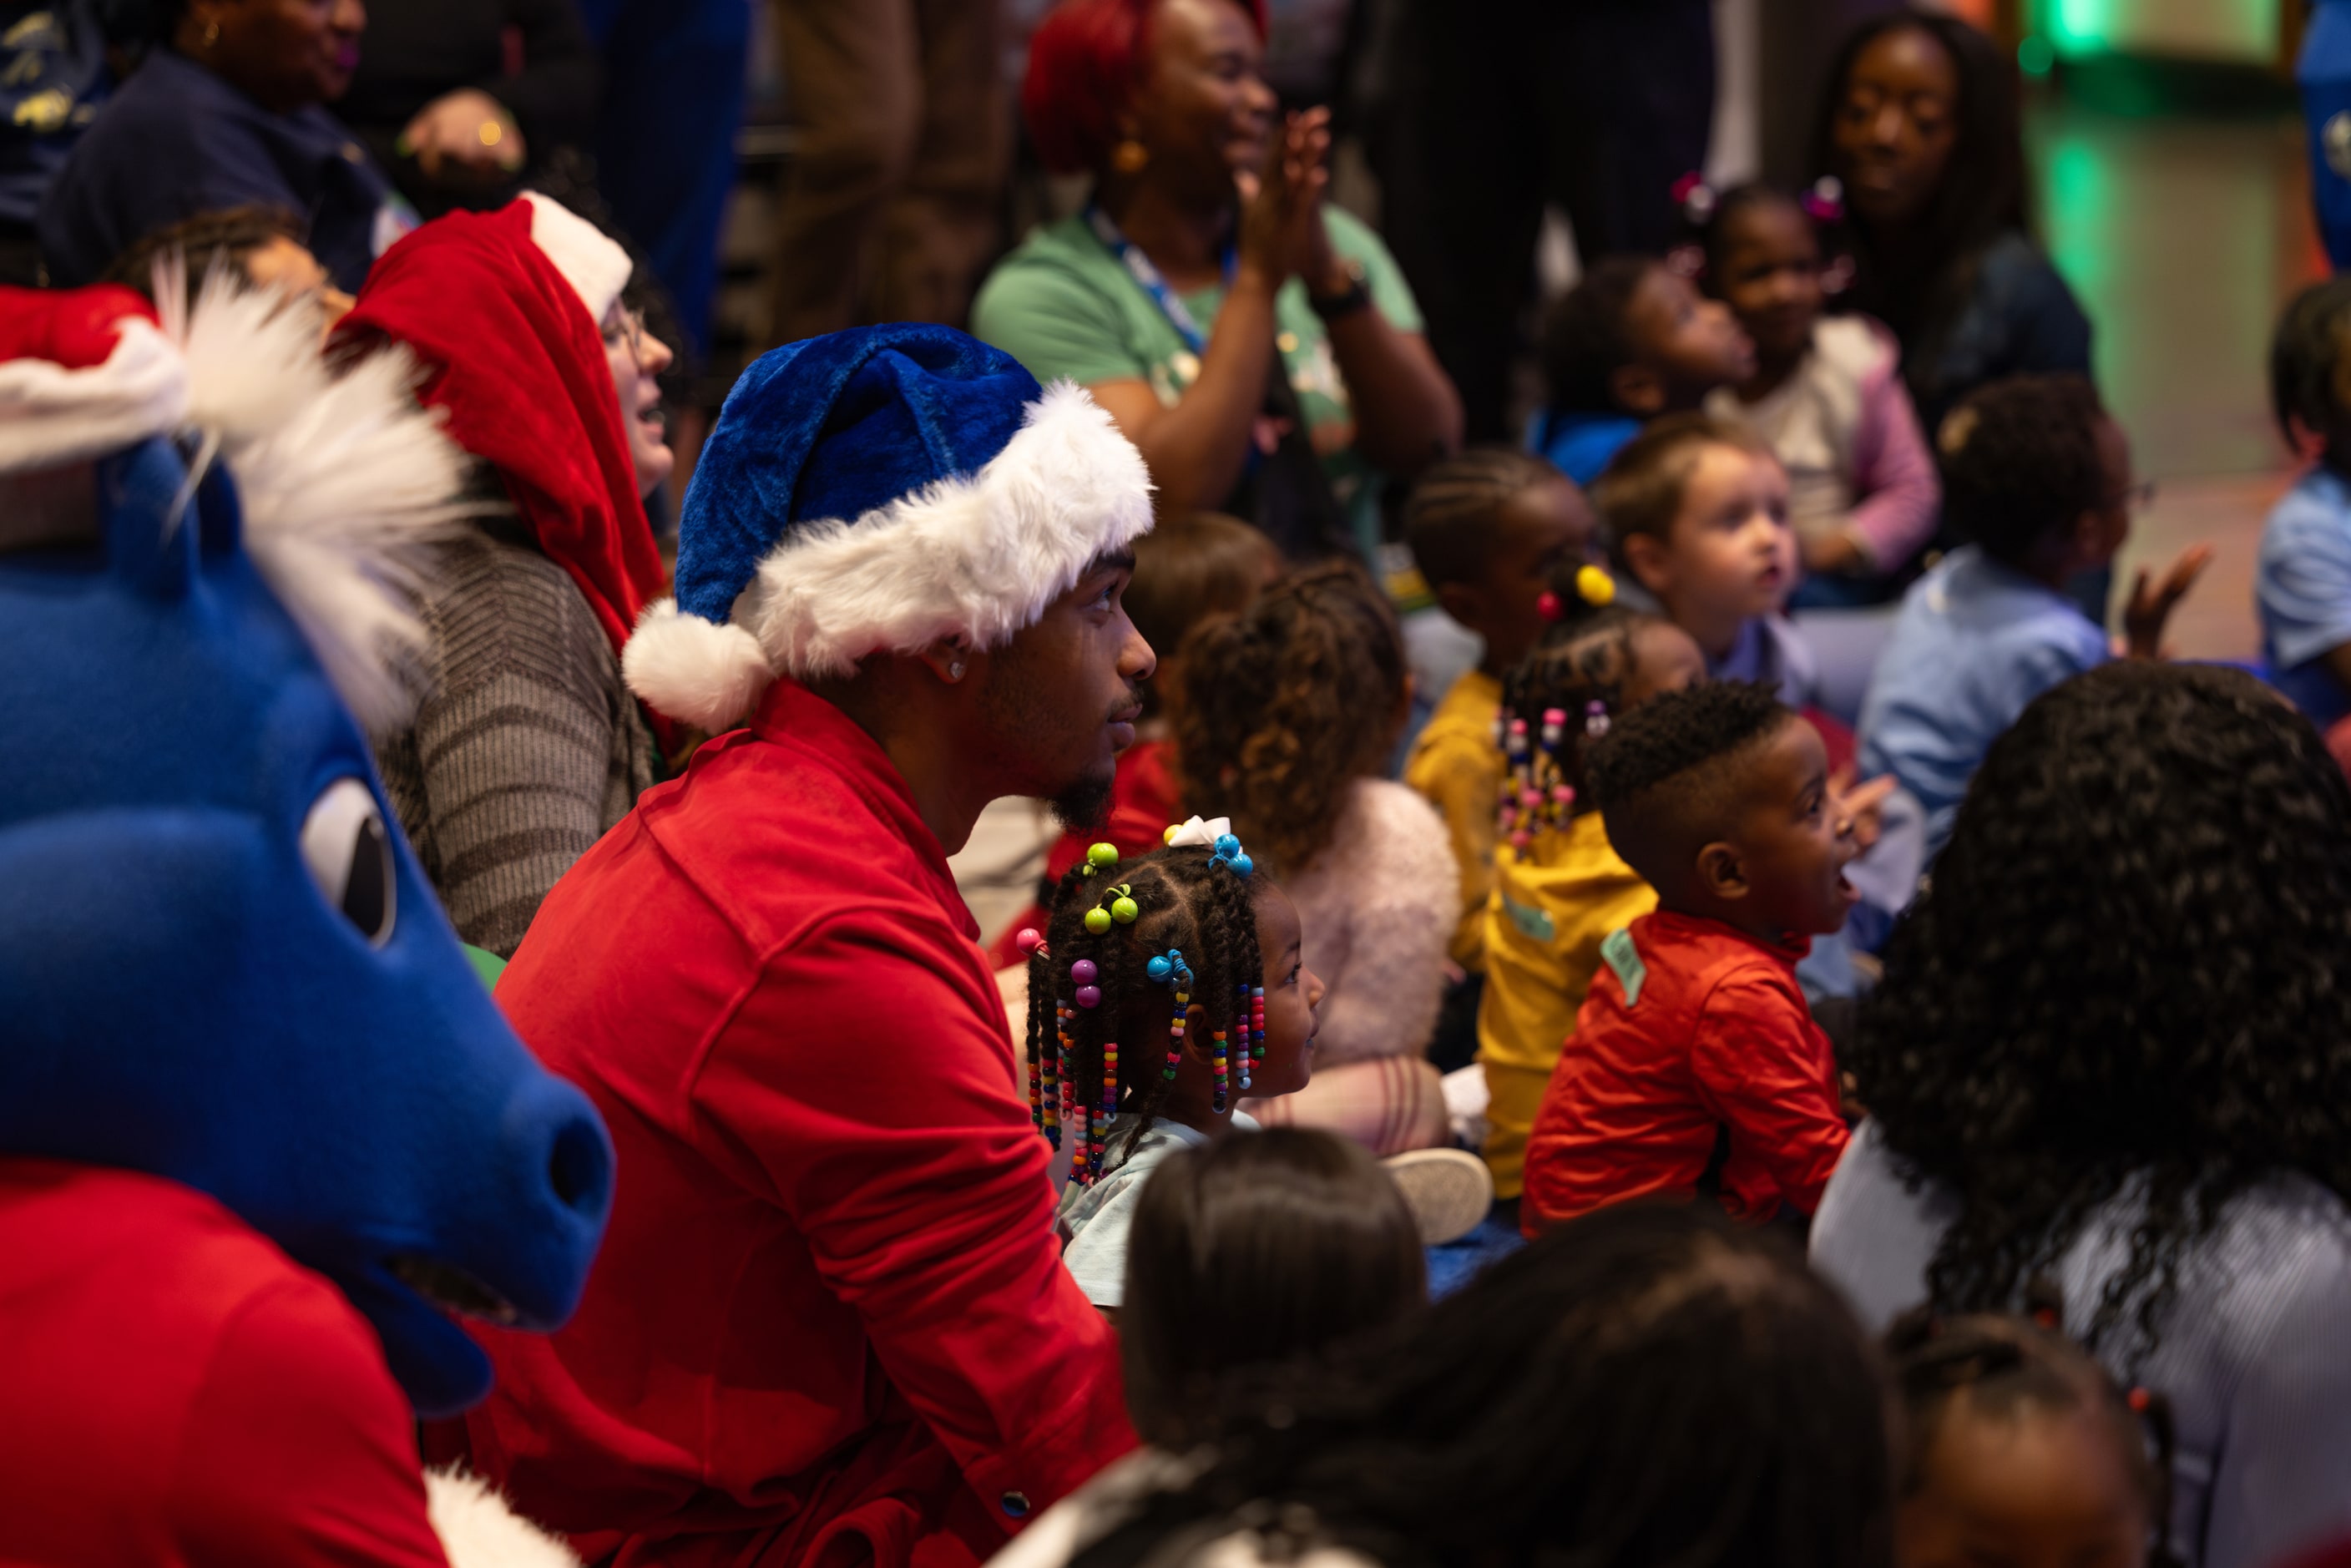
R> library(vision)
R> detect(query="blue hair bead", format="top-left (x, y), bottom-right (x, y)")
top-left (1214, 833), bottom-right (1240, 857)
top-left (1231, 852), bottom-right (1252, 878)
top-left (1146, 954), bottom-right (1173, 984)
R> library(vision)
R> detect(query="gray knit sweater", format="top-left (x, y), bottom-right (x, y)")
top-left (376, 520), bottom-right (655, 959)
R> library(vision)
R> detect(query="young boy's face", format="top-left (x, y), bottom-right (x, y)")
top-left (1896, 1396), bottom-right (2151, 1568)
top-left (1459, 477), bottom-right (1597, 672)
top-left (1710, 716), bottom-right (1858, 941)
top-left (1623, 266), bottom-right (1757, 411)
top-left (1627, 443), bottom-right (1793, 653)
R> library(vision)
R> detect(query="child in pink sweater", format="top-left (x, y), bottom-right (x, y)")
top-left (1698, 182), bottom-right (1939, 610)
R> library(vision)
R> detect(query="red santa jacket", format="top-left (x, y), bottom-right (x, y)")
top-left (1521, 910), bottom-right (1849, 1231)
top-left (452, 677), bottom-right (1135, 1567)
top-left (0, 1157), bottom-right (449, 1568)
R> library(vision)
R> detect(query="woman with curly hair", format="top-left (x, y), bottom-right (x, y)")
top-left (1176, 563), bottom-right (1460, 1156)
top-left (1813, 661), bottom-right (2351, 1568)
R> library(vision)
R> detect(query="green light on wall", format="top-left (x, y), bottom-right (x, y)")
top-left (2018, 35), bottom-right (2055, 75)
top-left (2045, 0), bottom-right (2119, 51)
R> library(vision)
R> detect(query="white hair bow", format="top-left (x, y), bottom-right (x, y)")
top-left (1164, 815), bottom-right (1232, 848)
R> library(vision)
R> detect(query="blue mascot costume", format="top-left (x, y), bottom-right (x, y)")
top-left (0, 280), bottom-right (614, 1566)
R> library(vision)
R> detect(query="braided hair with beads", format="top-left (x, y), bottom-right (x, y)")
top-left (1494, 563), bottom-right (1661, 855)
top-left (1016, 841), bottom-right (1268, 1186)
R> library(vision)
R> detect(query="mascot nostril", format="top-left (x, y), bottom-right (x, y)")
top-left (549, 1115), bottom-right (613, 1220)
top-left (0, 279), bottom-right (609, 1565)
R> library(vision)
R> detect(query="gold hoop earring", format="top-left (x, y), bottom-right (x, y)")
top-left (1110, 139), bottom-right (1148, 176)
top-left (201, 18), bottom-right (220, 46)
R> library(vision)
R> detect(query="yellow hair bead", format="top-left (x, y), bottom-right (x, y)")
top-left (1575, 564), bottom-right (1616, 607)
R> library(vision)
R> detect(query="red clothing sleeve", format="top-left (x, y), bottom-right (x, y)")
top-left (173, 1276), bottom-right (451, 1568)
top-left (1686, 972), bottom-right (1850, 1219)
top-left (690, 906), bottom-right (1135, 1531)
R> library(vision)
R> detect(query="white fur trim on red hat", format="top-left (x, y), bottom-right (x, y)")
top-left (0, 316), bottom-right (185, 475)
top-left (521, 192), bottom-right (631, 328)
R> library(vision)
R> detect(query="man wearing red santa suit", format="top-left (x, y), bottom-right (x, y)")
top-left (447, 323), bottom-right (1155, 1566)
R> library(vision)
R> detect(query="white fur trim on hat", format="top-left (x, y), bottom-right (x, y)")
top-left (624, 378), bottom-right (1154, 730)
top-left (521, 192), bottom-right (631, 327)
top-left (0, 315), bottom-right (185, 475)
top-left (424, 1468), bottom-right (580, 1568)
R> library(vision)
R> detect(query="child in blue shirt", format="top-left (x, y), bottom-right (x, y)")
top-left (2258, 276), bottom-right (2351, 731)
top-left (1859, 374), bottom-right (2210, 862)
top-left (1527, 256), bottom-right (1754, 485)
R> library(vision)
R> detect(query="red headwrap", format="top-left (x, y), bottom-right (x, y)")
top-left (333, 204), bottom-right (665, 668)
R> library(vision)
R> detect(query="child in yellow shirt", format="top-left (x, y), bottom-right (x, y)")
top-left (1478, 569), bottom-right (1706, 1199)
top-left (1402, 450), bottom-right (1597, 1069)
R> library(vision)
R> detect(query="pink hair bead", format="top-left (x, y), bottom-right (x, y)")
top-left (1074, 984), bottom-right (1102, 1009)
top-left (1014, 928), bottom-right (1044, 955)
top-left (1070, 959), bottom-right (1097, 984)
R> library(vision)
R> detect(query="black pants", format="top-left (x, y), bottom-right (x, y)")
top-left (1368, 0), bottom-right (1717, 441)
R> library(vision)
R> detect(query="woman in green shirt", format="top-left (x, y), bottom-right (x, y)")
top-left (973, 0), bottom-right (1461, 559)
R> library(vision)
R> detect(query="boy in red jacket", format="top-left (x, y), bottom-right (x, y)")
top-left (1522, 680), bottom-right (1855, 1232)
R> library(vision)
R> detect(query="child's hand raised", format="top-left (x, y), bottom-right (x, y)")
top-left (2121, 544), bottom-right (2214, 660)
top-left (1829, 769), bottom-right (1896, 854)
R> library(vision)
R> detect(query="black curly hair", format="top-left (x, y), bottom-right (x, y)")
top-left (1176, 563), bottom-right (1407, 876)
top-left (1888, 1293), bottom-right (2178, 1568)
top-left (2270, 276), bottom-right (2351, 473)
top-left (1538, 255), bottom-right (1661, 417)
top-left (1936, 373), bottom-right (2110, 569)
top-left (1853, 662), bottom-right (2351, 1367)
top-left (1069, 1204), bottom-right (1893, 1568)
top-left (1025, 845), bottom-right (1268, 1185)
top-left (1583, 679), bottom-right (1792, 890)
top-left (1401, 447), bottom-right (1568, 592)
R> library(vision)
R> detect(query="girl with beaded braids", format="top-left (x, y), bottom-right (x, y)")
top-left (1014, 828), bottom-right (1325, 1313)
top-left (1813, 661), bottom-right (2351, 1568)
top-left (1474, 565), bottom-right (1704, 1201)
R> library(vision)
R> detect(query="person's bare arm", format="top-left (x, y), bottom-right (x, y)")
top-left (1313, 281), bottom-right (1462, 478)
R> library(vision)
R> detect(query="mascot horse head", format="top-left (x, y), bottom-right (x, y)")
top-left (0, 282), bottom-right (614, 1418)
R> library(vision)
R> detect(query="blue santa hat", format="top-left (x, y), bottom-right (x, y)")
top-left (623, 323), bottom-right (1154, 730)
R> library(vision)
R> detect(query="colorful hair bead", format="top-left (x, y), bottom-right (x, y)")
top-left (1540, 706), bottom-right (1566, 748)
top-left (1575, 564), bottom-right (1615, 607)
top-left (1110, 894), bottom-right (1139, 923)
top-left (1211, 1029), bottom-right (1230, 1114)
top-left (1250, 984), bottom-right (1267, 1074)
top-left (1585, 699), bottom-right (1610, 739)
top-left (1074, 984), bottom-right (1102, 1009)
top-left (1535, 589), bottom-right (1564, 623)
top-left (1070, 959), bottom-right (1097, 984)
top-left (1083, 842), bottom-right (1119, 877)
top-left (1083, 906), bottom-right (1112, 935)
top-left (1014, 927), bottom-right (1044, 957)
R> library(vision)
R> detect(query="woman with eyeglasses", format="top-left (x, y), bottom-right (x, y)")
top-left (333, 192), bottom-right (675, 958)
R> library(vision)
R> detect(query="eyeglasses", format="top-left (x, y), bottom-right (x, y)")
top-left (602, 307), bottom-right (649, 372)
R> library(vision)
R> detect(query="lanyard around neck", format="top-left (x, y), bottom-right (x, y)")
top-left (1084, 205), bottom-right (1236, 357)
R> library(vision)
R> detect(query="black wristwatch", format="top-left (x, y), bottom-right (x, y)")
top-left (1308, 260), bottom-right (1372, 322)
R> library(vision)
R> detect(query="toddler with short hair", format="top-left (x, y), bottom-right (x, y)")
top-left (1859, 373), bottom-right (2209, 862)
top-left (1528, 256), bottom-right (1756, 486)
top-left (1520, 680), bottom-right (1856, 1233)
top-left (2261, 276), bottom-right (2351, 733)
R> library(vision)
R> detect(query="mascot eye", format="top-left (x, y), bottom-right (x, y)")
top-left (301, 777), bottom-right (396, 946)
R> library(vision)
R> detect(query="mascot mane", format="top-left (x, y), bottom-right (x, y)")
top-left (0, 266), bottom-right (468, 728)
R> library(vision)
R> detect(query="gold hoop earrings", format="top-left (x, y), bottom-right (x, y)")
top-left (1110, 139), bottom-right (1148, 176)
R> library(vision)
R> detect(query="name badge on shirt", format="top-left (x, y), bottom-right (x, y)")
top-left (1601, 928), bottom-right (1646, 1008)
top-left (1503, 893), bottom-right (1555, 943)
